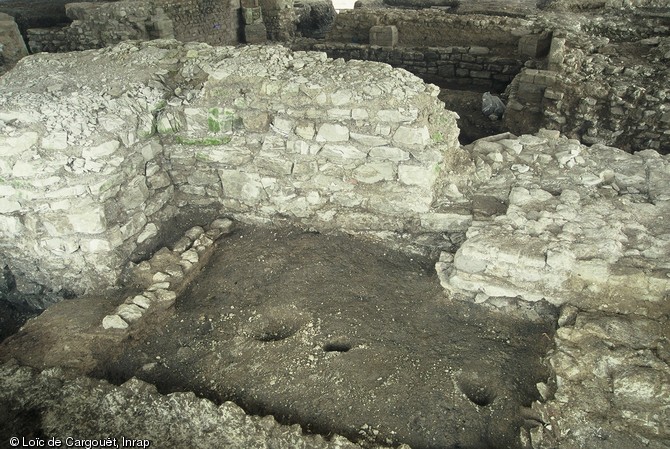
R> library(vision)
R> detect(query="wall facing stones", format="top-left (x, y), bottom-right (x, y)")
top-left (0, 40), bottom-right (462, 305)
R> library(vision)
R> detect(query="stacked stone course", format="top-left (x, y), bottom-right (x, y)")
top-left (0, 41), bottom-right (463, 304)
top-left (296, 41), bottom-right (523, 91)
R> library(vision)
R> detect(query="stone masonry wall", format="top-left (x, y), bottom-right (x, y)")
top-left (27, 1), bottom-right (175, 53)
top-left (161, 0), bottom-right (242, 45)
top-left (327, 8), bottom-right (536, 50)
top-left (0, 40), bottom-right (462, 305)
top-left (504, 18), bottom-right (670, 154)
top-left (27, 0), bottom-right (241, 54)
top-left (294, 41), bottom-right (524, 92)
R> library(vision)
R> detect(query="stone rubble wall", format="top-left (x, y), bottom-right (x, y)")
top-left (260, 0), bottom-right (296, 40)
top-left (103, 218), bottom-right (234, 330)
top-left (0, 362), bottom-right (391, 449)
top-left (26, 0), bottom-right (241, 54)
top-left (27, 1), bottom-right (175, 53)
top-left (504, 17), bottom-right (670, 153)
top-left (293, 40), bottom-right (523, 92)
top-left (0, 40), bottom-right (463, 305)
top-left (433, 128), bottom-right (670, 449)
top-left (327, 8), bottom-right (537, 50)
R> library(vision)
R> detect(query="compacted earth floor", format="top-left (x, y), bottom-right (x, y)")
top-left (1, 225), bottom-right (555, 449)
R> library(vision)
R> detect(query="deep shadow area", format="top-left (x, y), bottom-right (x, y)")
top-left (103, 225), bottom-right (555, 449)
top-left (439, 87), bottom-right (507, 145)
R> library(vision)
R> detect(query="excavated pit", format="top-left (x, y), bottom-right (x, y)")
top-left (83, 224), bottom-right (556, 449)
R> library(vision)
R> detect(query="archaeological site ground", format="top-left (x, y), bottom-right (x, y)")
top-left (0, 0), bottom-right (668, 448)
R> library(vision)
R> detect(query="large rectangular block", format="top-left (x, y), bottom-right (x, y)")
top-left (244, 23), bottom-right (267, 44)
top-left (369, 25), bottom-right (398, 48)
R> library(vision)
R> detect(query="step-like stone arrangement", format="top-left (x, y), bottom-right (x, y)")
top-left (102, 218), bottom-right (234, 330)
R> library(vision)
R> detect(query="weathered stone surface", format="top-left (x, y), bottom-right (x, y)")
top-left (102, 314), bottom-right (128, 330)
top-left (0, 363), bottom-right (376, 449)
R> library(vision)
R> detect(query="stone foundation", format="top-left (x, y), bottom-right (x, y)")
top-left (0, 40), bottom-right (461, 304)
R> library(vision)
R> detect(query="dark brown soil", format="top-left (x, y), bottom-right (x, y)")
top-left (98, 225), bottom-right (555, 449)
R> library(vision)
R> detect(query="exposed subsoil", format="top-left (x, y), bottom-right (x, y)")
top-left (93, 225), bottom-right (556, 449)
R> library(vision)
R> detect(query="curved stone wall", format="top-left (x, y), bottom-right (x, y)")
top-left (0, 40), bottom-right (462, 303)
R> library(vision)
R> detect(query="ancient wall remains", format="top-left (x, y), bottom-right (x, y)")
top-left (327, 9), bottom-right (535, 49)
top-left (504, 18), bottom-right (670, 153)
top-left (161, 0), bottom-right (242, 45)
top-left (294, 41), bottom-right (523, 91)
top-left (27, 1), bottom-right (175, 53)
top-left (26, 0), bottom-right (241, 54)
top-left (304, 8), bottom-right (549, 90)
top-left (0, 40), bottom-right (462, 304)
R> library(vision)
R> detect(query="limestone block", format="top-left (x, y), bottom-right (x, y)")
top-left (245, 23), bottom-right (267, 44)
top-left (219, 170), bottom-right (266, 203)
top-left (68, 204), bottom-right (106, 234)
top-left (393, 126), bottom-right (430, 147)
top-left (369, 146), bottom-right (410, 162)
top-left (1, 132), bottom-right (39, 156)
top-left (350, 133), bottom-right (388, 147)
top-left (369, 25), bottom-right (398, 48)
top-left (353, 162), bottom-right (395, 184)
top-left (102, 314), bottom-right (128, 330)
top-left (137, 223), bottom-right (158, 244)
top-left (0, 13), bottom-right (28, 66)
top-left (0, 198), bottom-right (21, 213)
top-left (243, 7), bottom-right (263, 25)
top-left (398, 164), bottom-right (437, 189)
top-left (420, 213), bottom-right (472, 232)
top-left (316, 123), bottom-right (350, 142)
top-left (295, 122), bottom-right (315, 139)
top-left (320, 144), bottom-right (367, 161)
top-left (82, 140), bottom-right (120, 160)
top-left (518, 32), bottom-right (552, 58)
top-left (117, 303), bottom-right (144, 323)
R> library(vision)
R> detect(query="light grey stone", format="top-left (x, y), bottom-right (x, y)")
top-left (102, 314), bottom-right (128, 330)
top-left (368, 146), bottom-right (410, 162)
top-left (353, 162), bottom-right (395, 184)
top-left (137, 223), bottom-right (158, 244)
top-left (132, 295), bottom-right (152, 309)
top-left (398, 164), bottom-right (438, 189)
top-left (67, 204), bottom-right (106, 234)
top-left (117, 303), bottom-right (144, 322)
top-left (82, 140), bottom-right (120, 160)
top-left (0, 198), bottom-right (21, 213)
top-left (393, 126), bottom-right (430, 147)
top-left (320, 144), bottom-right (367, 161)
top-left (182, 248), bottom-right (199, 264)
top-left (315, 123), bottom-right (350, 142)
top-left (420, 213), bottom-right (472, 232)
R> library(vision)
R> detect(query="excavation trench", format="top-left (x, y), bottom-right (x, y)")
top-left (92, 224), bottom-right (555, 449)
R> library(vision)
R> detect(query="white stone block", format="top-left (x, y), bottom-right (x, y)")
top-left (82, 140), bottom-right (120, 160)
top-left (1, 132), bottom-right (39, 156)
top-left (316, 123), bottom-right (350, 142)
top-left (353, 162), bottom-right (395, 184)
top-left (0, 198), bottom-right (21, 213)
top-left (320, 144), bottom-right (367, 161)
top-left (137, 223), bottom-right (158, 243)
top-left (102, 314), bottom-right (128, 330)
top-left (398, 164), bottom-right (437, 189)
top-left (393, 126), bottom-right (430, 147)
top-left (68, 205), bottom-right (106, 234)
